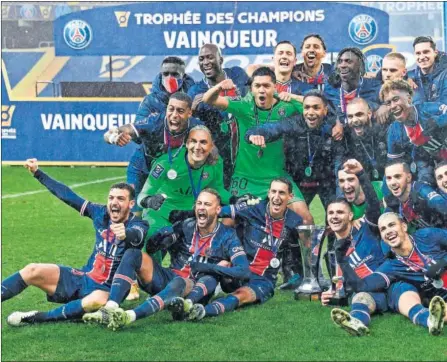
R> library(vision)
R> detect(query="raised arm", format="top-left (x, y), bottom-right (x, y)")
top-left (202, 79), bottom-right (235, 110)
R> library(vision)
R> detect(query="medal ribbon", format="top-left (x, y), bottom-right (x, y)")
top-left (192, 224), bottom-right (219, 261)
top-left (339, 78), bottom-right (362, 119)
top-left (394, 238), bottom-right (429, 273)
top-left (306, 128), bottom-right (326, 170)
top-left (265, 204), bottom-right (287, 255)
top-left (358, 135), bottom-right (377, 171)
top-left (186, 152), bottom-right (205, 200)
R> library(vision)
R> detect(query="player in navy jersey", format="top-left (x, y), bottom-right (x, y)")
top-left (384, 160), bottom-right (447, 231)
top-left (3, 159), bottom-right (148, 327)
top-left (186, 178), bottom-right (304, 320)
top-left (188, 44), bottom-right (249, 187)
top-left (82, 189), bottom-right (250, 329)
top-left (324, 47), bottom-right (381, 125)
top-left (334, 212), bottom-right (447, 335)
top-left (293, 34), bottom-right (332, 94)
top-left (382, 80), bottom-right (446, 185)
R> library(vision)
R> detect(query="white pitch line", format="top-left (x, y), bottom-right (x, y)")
top-left (2, 176), bottom-right (125, 199)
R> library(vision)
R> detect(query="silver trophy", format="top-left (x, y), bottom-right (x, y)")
top-left (325, 249), bottom-right (349, 306)
top-left (294, 225), bottom-right (326, 301)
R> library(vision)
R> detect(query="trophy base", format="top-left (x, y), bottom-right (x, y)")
top-left (327, 296), bottom-right (349, 306)
top-left (294, 291), bottom-right (321, 302)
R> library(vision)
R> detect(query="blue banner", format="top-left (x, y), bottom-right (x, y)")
top-left (54, 2), bottom-right (389, 56)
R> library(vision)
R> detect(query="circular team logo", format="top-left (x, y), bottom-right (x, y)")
top-left (278, 107), bottom-right (286, 117)
top-left (348, 14), bottom-right (378, 45)
top-left (20, 5), bottom-right (36, 19)
top-left (366, 55), bottom-right (383, 74)
top-left (63, 20), bottom-right (92, 50)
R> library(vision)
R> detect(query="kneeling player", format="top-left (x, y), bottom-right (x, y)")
top-left (83, 189), bottom-right (250, 329)
top-left (2, 159), bottom-right (148, 326)
top-left (186, 178), bottom-right (304, 320)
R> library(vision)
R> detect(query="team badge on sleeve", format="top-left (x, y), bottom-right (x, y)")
top-left (151, 164), bottom-right (165, 179)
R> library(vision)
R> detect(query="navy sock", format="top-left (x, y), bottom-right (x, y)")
top-left (109, 249), bottom-right (142, 305)
top-left (1, 272), bottom-right (28, 302)
top-left (204, 295), bottom-right (239, 317)
top-left (33, 299), bottom-right (84, 323)
top-left (350, 302), bottom-right (371, 326)
top-left (408, 304), bottom-right (429, 327)
top-left (134, 277), bottom-right (186, 320)
top-left (186, 276), bottom-right (218, 304)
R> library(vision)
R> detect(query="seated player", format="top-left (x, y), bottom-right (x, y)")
top-left (203, 66), bottom-right (314, 228)
top-left (382, 80), bottom-right (446, 185)
top-left (188, 43), bottom-right (249, 187)
top-left (407, 36), bottom-right (447, 113)
top-left (293, 33), bottom-right (332, 93)
top-left (137, 125), bottom-right (229, 242)
top-left (385, 160), bottom-right (447, 230)
top-left (334, 212), bottom-right (447, 336)
top-left (3, 159), bottom-right (148, 326)
top-left (83, 189), bottom-right (250, 330)
top-left (186, 178), bottom-right (304, 320)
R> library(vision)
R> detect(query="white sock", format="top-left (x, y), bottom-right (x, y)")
top-left (126, 310), bottom-right (136, 322)
top-left (105, 301), bottom-right (119, 310)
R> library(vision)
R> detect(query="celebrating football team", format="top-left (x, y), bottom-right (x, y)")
top-left (3, 34), bottom-right (447, 337)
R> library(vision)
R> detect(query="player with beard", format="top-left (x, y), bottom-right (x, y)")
top-left (188, 44), bottom-right (249, 188)
top-left (324, 47), bottom-right (381, 126)
top-left (435, 161), bottom-right (447, 199)
top-left (408, 36), bottom-right (447, 114)
top-left (185, 178), bottom-right (304, 320)
top-left (382, 80), bottom-right (446, 185)
top-left (203, 66), bottom-right (314, 229)
top-left (83, 189), bottom-right (250, 330)
top-left (3, 159), bottom-right (148, 326)
top-left (334, 212), bottom-right (447, 336)
top-left (345, 98), bottom-right (389, 182)
top-left (293, 34), bottom-right (332, 93)
top-left (384, 160), bottom-right (447, 231)
top-left (126, 57), bottom-right (195, 216)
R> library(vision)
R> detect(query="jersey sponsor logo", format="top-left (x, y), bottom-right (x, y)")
top-left (348, 14), bottom-right (378, 45)
top-left (63, 20), bottom-right (93, 50)
top-left (151, 164), bottom-right (165, 178)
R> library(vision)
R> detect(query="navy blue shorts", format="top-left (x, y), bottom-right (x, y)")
top-left (387, 282), bottom-right (419, 312)
top-left (47, 266), bottom-right (109, 304)
top-left (138, 260), bottom-right (177, 295)
top-left (127, 147), bottom-right (149, 213)
top-left (244, 274), bottom-right (275, 304)
top-left (352, 292), bottom-right (388, 313)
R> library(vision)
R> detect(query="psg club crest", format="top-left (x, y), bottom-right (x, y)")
top-left (366, 55), bottom-right (383, 74)
top-left (348, 14), bottom-right (378, 45)
top-left (20, 5), bottom-right (37, 19)
top-left (63, 20), bottom-right (92, 50)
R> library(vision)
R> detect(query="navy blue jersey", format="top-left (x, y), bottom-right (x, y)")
top-left (324, 77), bottom-right (381, 124)
top-left (387, 181), bottom-right (447, 230)
top-left (153, 219), bottom-right (249, 281)
top-left (293, 63), bottom-right (333, 94)
top-left (33, 170), bottom-right (148, 288)
top-left (131, 113), bottom-right (202, 168)
top-left (220, 200), bottom-right (303, 284)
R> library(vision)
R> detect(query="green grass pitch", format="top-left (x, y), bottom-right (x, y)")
top-left (1, 166), bottom-right (446, 361)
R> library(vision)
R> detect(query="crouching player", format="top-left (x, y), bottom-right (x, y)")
top-left (334, 212), bottom-right (447, 336)
top-left (2, 159), bottom-right (148, 326)
top-left (83, 189), bottom-right (250, 329)
top-left (186, 178), bottom-right (303, 320)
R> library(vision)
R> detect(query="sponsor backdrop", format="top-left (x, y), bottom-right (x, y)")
top-left (3, 2), bottom-right (389, 163)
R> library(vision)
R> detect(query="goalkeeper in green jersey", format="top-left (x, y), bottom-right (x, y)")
top-left (138, 125), bottom-right (230, 240)
top-left (203, 66), bottom-right (313, 227)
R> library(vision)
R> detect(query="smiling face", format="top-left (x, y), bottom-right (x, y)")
top-left (251, 75), bottom-right (276, 109)
top-left (303, 96), bottom-right (327, 129)
top-left (337, 51), bottom-right (361, 83)
top-left (166, 98), bottom-right (192, 134)
top-left (382, 57), bottom-right (407, 81)
top-left (346, 100), bottom-right (371, 137)
top-left (107, 188), bottom-right (134, 223)
top-left (301, 36), bottom-right (326, 69)
top-left (273, 42), bottom-right (296, 76)
top-left (186, 129), bottom-right (213, 167)
top-left (385, 163), bottom-right (412, 198)
top-left (327, 202), bottom-right (353, 234)
top-left (414, 42), bottom-right (437, 74)
top-left (435, 165), bottom-right (447, 193)
top-left (268, 181), bottom-right (292, 218)
top-left (338, 170), bottom-right (362, 203)
top-left (198, 45), bottom-right (223, 81)
top-left (195, 191), bottom-right (221, 230)
top-left (379, 213), bottom-right (408, 249)
top-left (383, 89), bottom-right (413, 122)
